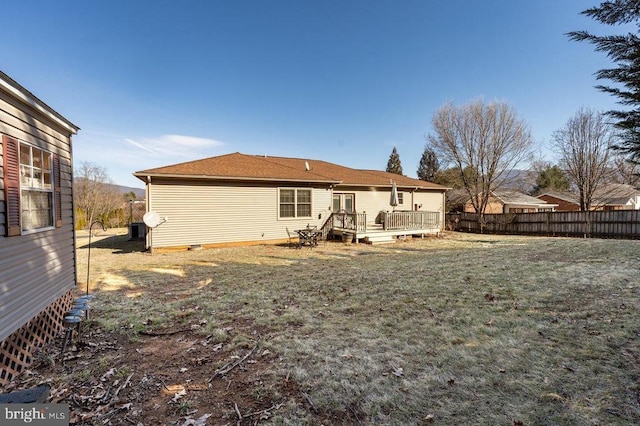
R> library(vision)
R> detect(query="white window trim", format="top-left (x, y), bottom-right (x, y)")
top-left (278, 188), bottom-right (313, 220)
top-left (19, 142), bottom-right (55, 234)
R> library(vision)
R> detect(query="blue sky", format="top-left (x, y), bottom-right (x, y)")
top-left (2, 1), bottom-right (623, 188)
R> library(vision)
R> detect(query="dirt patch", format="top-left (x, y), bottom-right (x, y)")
top-left (6, 323), bottom-right (306, 425)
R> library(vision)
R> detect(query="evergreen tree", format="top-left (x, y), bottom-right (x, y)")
top-left (434, 166), bottom-right (479, 189)
top-left (417, 145), bottom-right (439, 181)
top-left (568, 1), bottom-right (640, 162)
top-left (386, 146), bottom-right (403, 175)
top-left (532, 164), bottom-right (571, 195)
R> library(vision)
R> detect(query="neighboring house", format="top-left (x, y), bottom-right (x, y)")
top-left (537, 191), bottom-right (580, 212)
top-left (463, 190), bottom-right (557, 213)
top-left (445, 189), bottom-right (471, 213)
top-left (538, 184), bottom-right (640, 211)
top-left (134, 153), bottom-right (448, 250)
top-left (0, 71), bottom-right (79, 384)
top-left (592, 183), bottom-right (640, 210)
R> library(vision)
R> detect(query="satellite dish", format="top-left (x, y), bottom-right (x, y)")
top-left (305, 161), bottom-right (310, 171)
top-left (143, 211), bottom-right (162, 228)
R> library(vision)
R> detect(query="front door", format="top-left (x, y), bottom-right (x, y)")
top-left (333, 193), bottom-right (354, 213)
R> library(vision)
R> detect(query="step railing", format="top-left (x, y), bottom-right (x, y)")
top-left (331, 211), bottom-right (367, 232)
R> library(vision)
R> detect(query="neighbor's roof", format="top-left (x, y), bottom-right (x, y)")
top-left (537, 191), bottom-right (580, 204)
top-left (458, 189), bottom-right (557, 206)
top-left (493, 190), bottom-right (555, 206)
top-left (539, 184), bottom-right (640, 207)
top-left (593, 183), bottom-right (640, 206)
top-left (134, 152), bottom-right (447, 190)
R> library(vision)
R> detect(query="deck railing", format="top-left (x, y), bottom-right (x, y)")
top-left (329, 211), bottom-right (441, 233)
top-left (331, 212), bottom-right (367, 231)
top-left (381, 211), bottom-right (440, 231)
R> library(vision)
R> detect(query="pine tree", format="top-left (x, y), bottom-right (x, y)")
top-left (417, 145), bottom-right (439, 181)
top-left (532, 164), bottom-right (571, 195)
top-left (568, 1), bottom-right (640, 162)
top-left (386, 147), bottom-right (403, 175)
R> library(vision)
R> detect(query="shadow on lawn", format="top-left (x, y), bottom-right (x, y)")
top-left (77, 234), bottom-right (146, 254)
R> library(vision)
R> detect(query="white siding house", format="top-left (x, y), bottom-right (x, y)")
top-left (135, 153), bottom-right (448, 250)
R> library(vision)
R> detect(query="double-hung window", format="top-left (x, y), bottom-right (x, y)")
top-left (279, 188), bottom-right (312, 218)
top-left (20, 144), bottom-right (54, 231)
top-left (3, 135), bottom-right (61, 236)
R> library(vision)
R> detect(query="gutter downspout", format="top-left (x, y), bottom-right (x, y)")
top-left (146, 176), bottom-right (152, 254)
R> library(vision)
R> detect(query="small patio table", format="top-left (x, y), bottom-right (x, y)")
top-left (295, 226), bottom-right (321, 247)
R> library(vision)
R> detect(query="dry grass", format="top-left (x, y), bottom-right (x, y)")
top-left (73, 230), bottom-right (639, 424)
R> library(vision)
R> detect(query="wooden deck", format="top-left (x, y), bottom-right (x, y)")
top-left (326, 211), bottom-right (442, 244)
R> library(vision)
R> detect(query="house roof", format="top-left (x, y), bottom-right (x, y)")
top-left (540, 184), bottom-right (640, 207)
top-left (451, 189), bottom-right (557, 210)
top-left (134, 152), bottom-right (447, 190)
top-left (593, 183), bottom-right (640, 206)
top-left (0, 71), bottom-right (79, 135)
top-left (493, 190), bottom-right (555, 206)
top-left (538, 191), bottom-right (580, 205)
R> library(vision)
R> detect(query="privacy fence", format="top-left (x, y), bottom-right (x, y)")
top-left (446, 210), bottom-right (640, 239)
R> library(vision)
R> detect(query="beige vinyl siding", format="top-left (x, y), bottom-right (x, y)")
top-left (147, 180), bottom-right (331, 248)
top-left (0, 80), bottom-right (77, 341)
top-left (341, 188), bottom-right (442, 213)
top-left (410, 191), bottom-right (446, 228)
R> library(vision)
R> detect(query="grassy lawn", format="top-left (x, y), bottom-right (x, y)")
top-left (61, 232), bottom-right (640, 424)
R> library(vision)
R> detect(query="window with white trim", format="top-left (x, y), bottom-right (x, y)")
top-left (398, 192), bottom-right (404, 205)
top-left (279, 188), bottom-right (312, 218)
top-left (2, 135), bottom-right (61, 236)
top-left (20, 143), bottom-right (54, 231)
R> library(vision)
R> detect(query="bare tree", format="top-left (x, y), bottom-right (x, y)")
top-left (553, 108), bottom-right (615, 211)
top-left (74, 161), bottom-right (122, 229)
top-left (428, 99), bottom-right (533, 216)
top-left (610, 153), bottom-right (640, 187)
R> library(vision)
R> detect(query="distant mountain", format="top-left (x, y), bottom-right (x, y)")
top-left (500, 169), bottom-right (535, 193)
top-left (74, 178), bottom-right (146, 199)
top-left (114, 184), bottom-right (146, 199)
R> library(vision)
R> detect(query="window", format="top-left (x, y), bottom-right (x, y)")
top-left (332, 193), bottom-right (354, 213)
top-left (398, 192), bottom-right (404, 205)
top-left (3, 135), bottom-right (60, 236)
top-left (20, 144), bottom-right (54, 231)
top-left (279, 188), bottom-right (312, 218)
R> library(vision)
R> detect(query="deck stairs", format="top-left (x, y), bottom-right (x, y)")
top-left (363, 224), bottom-right (396, 245)
top-left (364, 234), bottom-right (396, 245)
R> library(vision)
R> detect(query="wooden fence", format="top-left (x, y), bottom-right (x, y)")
top-left (446, 210), bottom-right (640, 239)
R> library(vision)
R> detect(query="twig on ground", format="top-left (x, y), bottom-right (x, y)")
top-left (302, 392), bottom-right (318, 413)
top-left (234, 401), bottom-right (242, 425)
top-left (242, 402), bottom-right (284, 418)
top-left (114, 373), bottom-right (133, 397)
top-left (349, 405), bottom-right (363, 425)
top-left (209, 340), bottom-right (260, 382)
top-left (157, 377), bottom-right (170, 391)
top-left (123, 416), bottom-right (137, 425)
top-left (139, 329), bottom-right (192, 336)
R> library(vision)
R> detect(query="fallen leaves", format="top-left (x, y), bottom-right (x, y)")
top-left (170, 389), bottom-right (187, 403)
top-left (181, 413), bottom-right (212, 426)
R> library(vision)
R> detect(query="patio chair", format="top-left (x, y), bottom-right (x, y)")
top-left (286, 227), bottom-right (300, 249)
